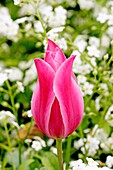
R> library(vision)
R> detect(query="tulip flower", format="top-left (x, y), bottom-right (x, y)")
top-left (31, 39), bottom-right (84, 139)
top-left (31, 39), bottom-right (84, 170)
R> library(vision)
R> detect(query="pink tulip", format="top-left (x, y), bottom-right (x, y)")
top-left (31, 39), bottom-right (84, 139)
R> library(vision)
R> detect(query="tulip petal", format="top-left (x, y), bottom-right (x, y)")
top-left (46, 39), bottom-right (60, 52)
top-left (31, 58), bottom-right (55, 137)
top-left (48, 98), bottom-right (65, 138)
top-left (45, 39), bottom-right (66, 71)
top-left (54, 56), bottom-right (84, 137)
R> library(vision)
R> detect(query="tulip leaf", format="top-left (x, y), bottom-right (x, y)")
top-left (18, 159), bottom-right (34, 170)
top-left (40, 152), bottom-right (58, 170)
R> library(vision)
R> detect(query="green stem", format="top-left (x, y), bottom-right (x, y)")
top-left (4, 122), bottom-right (16, 170)
top-left (5, 81), bottom-right (17, 118)
top-left (5, 80), bottom-right (22, 164)
top-left (56, 138), bottom-right (63, 170)
top-left (30, 0), bottom-right (47, 38)
top-left (65, 135), bottom-right (72, 169)
top-left (36, 10), bottom-right (47, 38)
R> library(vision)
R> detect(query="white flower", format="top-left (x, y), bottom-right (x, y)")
top-left (14, 0), bottom-right (20, 5)
top-left (25, 139), bottom-right (32, 144)
top-left (97, 13), bottom-right (109, 23)
top-left (50, 147), bottom-right (57, 155)
top-left (95, 96), bottom-right (101, 111)
top-left (19, 60), bottom-right (33, 70)
top-left (86, 157), bottom-right (99, 167)
top-left (89, 37), bottom-right (100, 48)
top-left (8, 68), bottom-right (23, 81)
top-left (31, 141), bottom-right (42, 151)
top-left (100, 83), bottom-right (108, 91)
top-left (70, 159), bottom-right (86, 170)
top-left (95, 128), bottom-right (108, 142)
top-left (39, 5), bottom-right (53, 22)
top-left (73, 64), bottom-right (92, 75)
top-left (0, 7), bottom-right (19, 41)
top-left (78, 0), bottom-right (95, 10)
top-left (105, 105), bottom-right (113, 126)
top-left (83, 135), bottom-right (100, 156)
top-left (33, 136), bottom-right (46, 147)
top-left (101, 34), bottom-right (110, 48)
top-left (73, 138), bottom-right (84, 149)
top-left (30, 83), bottom-right (36, 91)
top-left (71, 50), bottom-right (81, 58)
top-left (81, 81), bottom-right (94, 96)
top-left (47, 139), bottom-right (54, 146)
top-left (0, 73), bottom-right (8, 86)
top-left (23, 63), bottom-right (37, 85)
top-left (48, 6), bottom-right (67, 27)
top-left (17, 81), bottom-right (24, 92)
top-left (26, 110), bottom-right (32, 118)
top-left (34, 21), bottom-right (44, 33)
top-left (106, 156), bottom-right (113, 168)
top-left (107, 26), bottom-right (113, 38)
top-left (19, 4), bottom-right (36, 16)
top-left (56, 38), bottom-right (67, 50)
top-left (77, 75), bottom-right (87, 85)
top-left (15, 17), bottom-right (28, 24)
top-left (0, 110), bottom-right (19, 128)
top-left (87, 45), bottom-right (100, 58)
top-left (108, 15), bottom-right (113, 25)
top-left (54, 6), bottom-right (67, 26)
top-left (74, 36), bottom-right (87, 52)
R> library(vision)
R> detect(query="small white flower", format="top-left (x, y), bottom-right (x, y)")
top-left (89, 37), bottom-right (100, 48)
top-left (87, 45), bottom-right (100, 58)
top-left (86, 157), bottom-right (99, 167)
top-left (74, 138), bottom-right (84, 149)
top-left (84, 135), bottom-right (100, 156)
top-left (105, 105), bottom-right (113, 126)
top-left (30, 83), bottom-right (36, 91)
top-left (31, 141), bottom-right (42, 151)
top-left (19, 60), bottom-right (33, 70)
top-left (34, 21), bottom-right (44, 33)
top-left (77, 75), bottom-right (87, 85)
top-left (107, 26), bottom-right (113, 38)
top-left (0, 73), bottom-right (8, 86)
top-left (19, 3), bottom-right (36, 16)
top-left (78, 0), bottom-right (94, 10)
top-left (70, 159), bottom-right (86, 169)
top-left (25, 139), bottom-right (32, 144)
top-left (97, 13), bottom-right (109, 23)
top-left (50, 147), bottom-right (57, 155)
top-left (101, 34), bottom-right (110, 48)
top-left (71, 50), bottom-right (81, 58)
top-left (26, 110), bottom-right (32, 118)
top-left (106, 156), bottom-right (113, 168)
top-left (14, 0), bottom-right (20, 5)
top-left (108, 15), bottom-right (113, 25)
top-left (82, 81), bottom-right (94, 96)
top-left (47, 139), bottom-right (54, 146)
top-left (73, 64), bottom-right (92, 75)
top-left (23, 63), bottom-right (37, 85)
top-left (56, 38), bottom-right (67, 50)
top-left (74, 36), bottom-right (87, 52)
top-left (17, 81), bottom-right (24, 92)
top-left (0, 110), bottom-right (19, 128)
top-left (95, 96), bottom-right (101, 111)
top-left (8, 68), bottom-right (23, 81)
top-left (33, 136), bottom-right (46, 147)
top-left (47, 27), bottom-right (65, 34)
